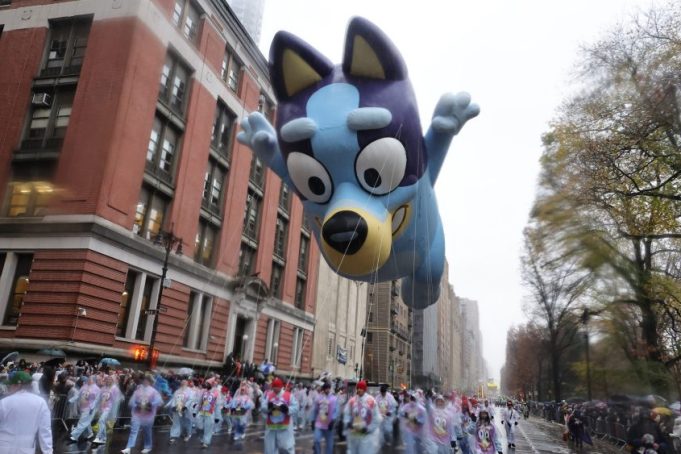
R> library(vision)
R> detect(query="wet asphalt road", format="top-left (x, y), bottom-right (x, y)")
top-left (51, 407), bottom-right (622, 454)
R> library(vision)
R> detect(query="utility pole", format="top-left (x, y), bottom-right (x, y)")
top-left (147, 229), bottom-right (182, 369)
top-left (581, 308), bottom-right (592, 401)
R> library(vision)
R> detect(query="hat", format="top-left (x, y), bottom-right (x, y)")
top-left (272, 377), bottom-right (284, 388)
top-left (9, 371), bottom-right (32, 385)
top-left (356, 380), bottom-right (367, 391)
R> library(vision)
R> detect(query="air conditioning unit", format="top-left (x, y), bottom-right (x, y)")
top-left (32, 93), bottom-right (52, 107)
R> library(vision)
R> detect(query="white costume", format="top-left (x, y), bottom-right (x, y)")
top-left (0, 389), bottom-right (53, 454)
top-left (501, 405), bottom-right (520, 445)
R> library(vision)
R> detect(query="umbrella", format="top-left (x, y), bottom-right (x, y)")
top-left (177, 367), bottom-right (194, 376)
top-left (43, 357), bottom-right (65, 367)
top-left (99, 358), bottom-right (121, 367)
top-left (37, 348), bottom-right (66, 357)
top-left (1, 351), bottom-right (18, 365)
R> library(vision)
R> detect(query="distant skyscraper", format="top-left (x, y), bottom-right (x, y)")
top-left (227, 0), bottom-right (266, 44)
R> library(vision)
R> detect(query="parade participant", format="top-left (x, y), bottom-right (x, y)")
top-left (426, 394), bottom-right (460, 454)
top-left (375, 383), bottom-right (398, 447)
top-left (457, 397), bottom-right (476, 454)
top-left (501, 399), bottom-right (520, 449)
top-left (482, 399), bottom-right (495, 420)
top-left (230, 381), bottom-right (255, 441)
top-left (197, 379), bottom-right (221, 448)
top-left (312, 381), bottom-right (338, 454)
top-left (92, 375), bottom-right (123, 445)
top-left (166, 379), bottom-right (193, 444)
top-left (220, 385), bottom-right (233, 435)
top-left (121, 374), bottom-right (163, 454)
top-left (344, 380), bottom-right (382, 454)
top-left (399, 390), bottom-right (427, 454)
top-left (69, 374), bottom-right (101, 442)
top-left (0, 371), bottom-right (53, 454)
top-left (261, 377), bottom-right (299, 454)
top-left (306, 384), bottom-right (319, 430)
top-left (293, 383), bottom-right (307, 431)
top-left (467, 409), bottom-right (502, 454)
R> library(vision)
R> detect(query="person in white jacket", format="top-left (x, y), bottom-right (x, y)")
top-left (0, 371), bottom-right (53, 454)
top-left (501, 400), bottom-right (520, 449)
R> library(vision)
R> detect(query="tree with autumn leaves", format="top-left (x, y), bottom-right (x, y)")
top-left (504, 2), bottom-right (681, 400)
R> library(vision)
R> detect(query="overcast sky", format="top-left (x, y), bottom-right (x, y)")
top-left (258, 0), bottom-right (656, 381)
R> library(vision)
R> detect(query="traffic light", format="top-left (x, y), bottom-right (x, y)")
top-left (132, 346), bottom-right (149, 361)
top-left (150, 348), bottom-right (160, 369)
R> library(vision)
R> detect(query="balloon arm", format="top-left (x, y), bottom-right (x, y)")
top-left (425, 92), bottom-right (480, 184)
top-left (237, 112), bottom-right (291, 184)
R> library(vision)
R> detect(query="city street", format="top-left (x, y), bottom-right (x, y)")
top-left (52, 409), bottom-right (622, 454)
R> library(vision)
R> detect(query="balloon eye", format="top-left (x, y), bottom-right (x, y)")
top-left (308, 176), bottom-right (326, 195)
top-left (287, 152), bottom-right (333, 204)
top-left (355, 137), bottom-right (407, 195)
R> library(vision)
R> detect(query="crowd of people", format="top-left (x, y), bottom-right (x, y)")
top-left (0, 356), bottom-right (533, 454)
top-left (527, 398), bottom-right (681, 453)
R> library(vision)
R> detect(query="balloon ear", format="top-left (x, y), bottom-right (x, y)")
top-left (342, 17), bottom-right (407, 80)
top-left (269, 31), bottom-right (334, 101)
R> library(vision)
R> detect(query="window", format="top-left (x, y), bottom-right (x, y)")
top-left (172, 0), bottom-right (201, 43)
top-left (202, 159), bottom-right (226, 214)
top-left (184, 292), bottom-right (212, 350)
top-left (221, 47), bottom-right (242, 93)
top-left (258, 93), bottom-right (274, 122)
top-left (292, 328), bottom-right (304, 368)
top-left (43, 17), bottom-right (92, 76)
top-left (6, 179), bottom-right (54, 217)
top-left (249, 156), bottom-right (265, 189)
top-left (238, 242), bottom-right (256, 276)
top-left (159, 53), bottom-right (191, 114)
top-left (211, 102), bottom-right (235, 160)
top-left (298, 235), bottom-right (309, 273)
top-left (117, 270), bottom-right (138, 337)
top-left (273, 216), bottom-right (288, 259)
top-left (327, 332), bottom-right (335, 358)
top-left (194, 219), bottom-right (217, 266)
top-left (146, 115), bottom-right (181, 182)
top-left (2, 253), bottom-right (32, 326)
top-left (279, 183), bottom-right (291, 213)
top-left (270, 262), bottom-right (284, 298)
top-left (367, 332), bottom-right (373, 343)
top-left (243, 188), bottom-right (261, 241)
top-left (134, 276), bottom-right (156, 341)
top-left (134, 186), bottom-right (170, 240)
top-left (265, 319), bottom-right (281, 363)
top-left (22, 87), bottom-right (75, 150)
top-left (294, 277), bottom-right (306, 310)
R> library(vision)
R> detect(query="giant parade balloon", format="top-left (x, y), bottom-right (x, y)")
top-left (237, 17), bottom-right (479, 309)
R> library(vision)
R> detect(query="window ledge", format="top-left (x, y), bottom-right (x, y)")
top-left (115, 336), bottom-right (149, 345)
top-left (182, 347), bottom-right (206, 354)
top-left (0, 325), bottom-right (17, 331)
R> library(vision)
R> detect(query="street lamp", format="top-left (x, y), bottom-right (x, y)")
top-left (147, 229), bottom-right (183, 369)
top-left (241, 334), bottom-right (249, 359)
top-left (580, 308), bottom-right (592, 401)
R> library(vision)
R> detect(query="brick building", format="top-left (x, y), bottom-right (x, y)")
top-left (0, 0), bottom-right (319, 378)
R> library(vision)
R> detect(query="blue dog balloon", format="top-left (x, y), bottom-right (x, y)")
top-left (238, 17), bottom-right (479, 309)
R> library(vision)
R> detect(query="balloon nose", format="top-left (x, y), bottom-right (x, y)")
top-left (322, 211), bottom-right (368, 255)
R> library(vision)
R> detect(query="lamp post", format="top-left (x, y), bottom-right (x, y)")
top-left (147, 229), bottom-right (182, 369)
top-left (580, 308), bottom-right (592, 401)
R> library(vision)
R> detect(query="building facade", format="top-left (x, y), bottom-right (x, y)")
top-left (459, 297), bottom-right (485, 393)
top-left (310, 256), bottom-right (367, 380)
top-left (412, 262), bottom-right (456, 391)
top-left (363, 280), bottom-right (412, 388)
top-left (0, 0), bottom-right (319, 378)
